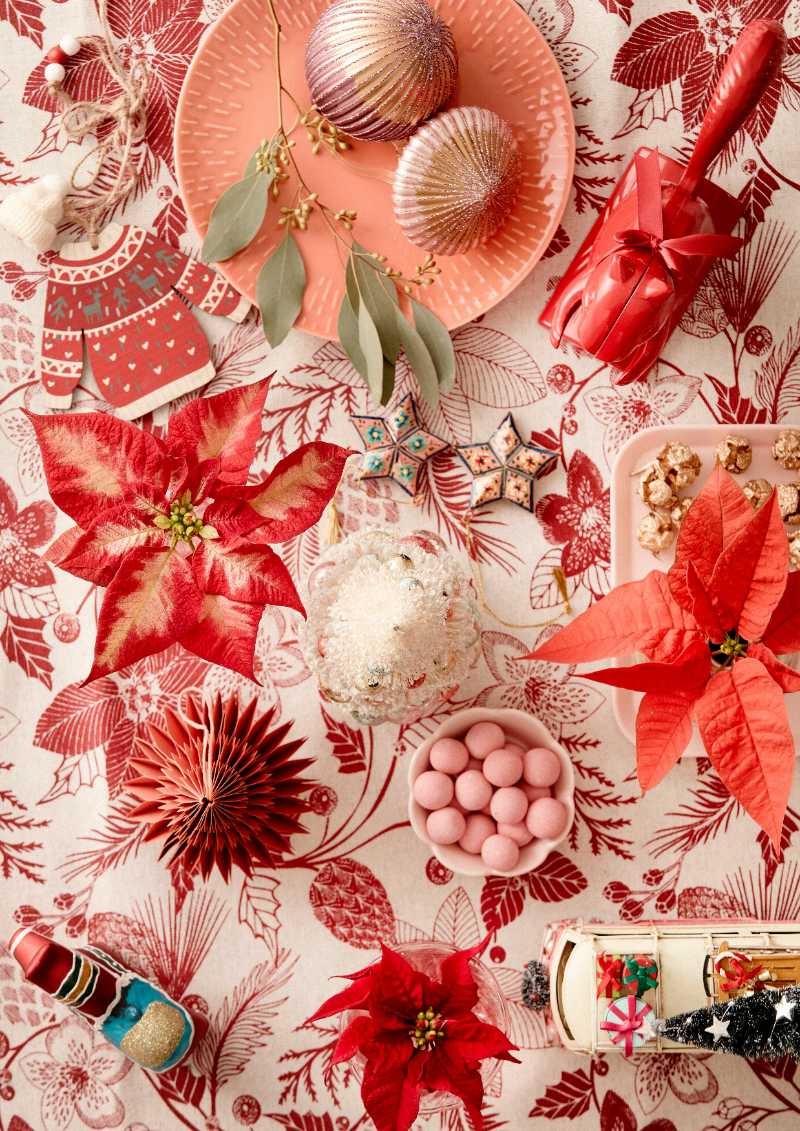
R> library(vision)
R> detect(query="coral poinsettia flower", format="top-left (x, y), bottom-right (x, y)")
top-left (27, 379), bottom-right (351, 681)
top-left (309, 940), bottom-right (518, 1131)
top-left (528, 465), bottom-right (800, 848)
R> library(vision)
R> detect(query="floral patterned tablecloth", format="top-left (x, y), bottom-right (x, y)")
top-left (1, 0), bottom-right (800, 1128)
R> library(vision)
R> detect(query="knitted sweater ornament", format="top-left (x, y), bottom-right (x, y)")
top-left (40, 223), bottom-right (251, 418)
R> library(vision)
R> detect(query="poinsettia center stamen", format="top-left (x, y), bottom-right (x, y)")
top-left (410, 1008), bottom-right (445, 1050)
top-left (709, 629), bottom-right (749, 668)
top-left (152, 491), bottom-right (218, 548)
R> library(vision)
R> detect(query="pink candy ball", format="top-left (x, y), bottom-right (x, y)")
top-left (427, 807), bottom-right (466, 845)
top-left (523, 746), bottom-right (562, 788)
top-left (455, 769), bottom-right (493, 811)
top-left (429, 737), bottom-right (469, 775)
top-left (497, 820), bottom-right (534, 846)
top-left (481, 833), bottom-right (520, 872)
top-left (465, 721), bottom-right (505, 760)
top-left (522, 782), bottom-right (551, 802)
top-left (483, 748), bottom-right (523, 787)
top-left (505, 741), bottom-right (526, 758)
top-left (459, 813), bottom-right (496, 854)
top-left (490, 786), bottom-right (528, 824)
top-left (526, 797), bottom-right (568, 840)
top-left (413, 770), bottom-right (454, 810)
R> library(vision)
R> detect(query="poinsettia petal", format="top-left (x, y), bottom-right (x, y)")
top-left (179, 594), bottom-right (262, 680)
top-left (332, 1015), bottom-right (375, 1064)
top-left (695, 657), bottom-right (795, 849)
top-left (748, 642), bottom-right (800, 693)
top-left (527, 571), bottom-right (698, 665)
top-left (26, 410), bottom-right (171, 528)
top-left (684, 561), bottom-right (725, 641)
top-left (423, 1049), bottom-right (485, 1131)
top-left (191, 539), bottom-right (304, 613)
top-left (211, 442), bottom-right (352, 541)
top-left (669, 464), bottom-right (752, 606)
top-left (45, 526), bottom-right (83, 567)
top-left (445, 1015), bottom-right (518, 1061)
top-left (12, 501), bottom-right (55, 548)
top-left (308, 973), bottom-right (375, 1023)
top-left (438, 938), bottom-right (490, 1015)
top-left (167, 378), bottom-right (270, 484)
top-left (361, 1043), bottom-right (419, 1131)
top-left (710, 492), bottom-right (788, 640)
top-left (56, 506), bottom-right (165, 586)
top-left (87, 547), bottom-right (201, 680)
top-left (368, 946), bottom-right (430, 1028)
top-left (636, 691), bottom-right (696, 791)
top-left (763, 571), bottom-right (800, 655)
top-left (582, 639), bottom-right (709, 694)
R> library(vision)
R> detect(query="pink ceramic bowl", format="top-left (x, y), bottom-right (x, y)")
top-left (408, 707), bottom-right (574, 876)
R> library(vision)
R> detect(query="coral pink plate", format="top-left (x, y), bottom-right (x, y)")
top-left (175, 0), bottom-right (574, 340)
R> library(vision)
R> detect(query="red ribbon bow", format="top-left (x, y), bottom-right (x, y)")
top-left (597, 955), bottom-right (624, 998)
top-left (600, 994), bottom-right (653, 1057)
top-left (614, 148), bottom-right (743, 273)
top-left (715, 950), bottom-right (767, 992)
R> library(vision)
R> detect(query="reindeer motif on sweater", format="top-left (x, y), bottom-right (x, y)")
top-left (40, 224), bottom-right (250, 418)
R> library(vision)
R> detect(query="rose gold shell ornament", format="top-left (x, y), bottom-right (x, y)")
top-left (304, 0), bottom-right (458, 142)
top-left (393, 106), bottom-right (522, 255)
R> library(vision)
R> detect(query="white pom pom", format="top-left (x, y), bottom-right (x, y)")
top-left (44, 62), bottom-right (65, 83)
top-left (0, 175), bottom-right (69, 251)
top-left (59, 34), bottom-right (80, 55)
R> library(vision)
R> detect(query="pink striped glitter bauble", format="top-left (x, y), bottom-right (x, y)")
top-left (304, 0), bottom-right (458, 142)
top-left (393, 106), bottom-right (522, 255)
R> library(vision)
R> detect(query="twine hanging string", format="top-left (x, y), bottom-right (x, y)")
top-left (48, 0), bottom-right (149, 248)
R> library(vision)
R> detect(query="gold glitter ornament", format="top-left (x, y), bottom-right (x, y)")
top-left (393, 106), bottom-right (522, 255)
top-left (304, 0), bottom-right (458, 142)
top-left (120, 1001), bottom-right (188, 1070)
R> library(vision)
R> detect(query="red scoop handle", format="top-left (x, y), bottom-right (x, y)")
top-left (680, 19), bottom-right (786, 197)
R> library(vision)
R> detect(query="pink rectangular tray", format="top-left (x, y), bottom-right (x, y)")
top-left (610, 423), bottom-right (800, 755)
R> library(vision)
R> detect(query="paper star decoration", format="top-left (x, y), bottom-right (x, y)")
top-left (775, 995), bottom-right (795, 1022)
top-left (351, 393), bottom-right (449, 497)
top-left (704, 1014), bottom-right (730, 1042)
top-left (456, 413), bottom-right (556, 511)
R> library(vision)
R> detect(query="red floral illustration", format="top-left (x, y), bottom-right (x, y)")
top-left (535, 451), bottom-right (610, 581)
top-left (0, 476), bottom-right (54, 596)
top-left (612, 0), bottom-right (796, 146)
top-left (635, 1053), bottom-right (718, 1112)
top-left (20, 1017), bottom-right (130, 1131)
top-left (584, 371), bottom-right (701, 463)
top-left (35, 645), bottom-right (209, 801)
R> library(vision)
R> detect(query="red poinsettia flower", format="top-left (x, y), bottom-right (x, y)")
top-left (528, 465), bottom-right (800, 847)
top-left (309, 939), bottom-right (518, 1131)
top-left (28, 379), bottom-right (350, 681)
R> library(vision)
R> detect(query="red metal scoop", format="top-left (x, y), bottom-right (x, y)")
top-left (540, 19), bottom-right (786, 385)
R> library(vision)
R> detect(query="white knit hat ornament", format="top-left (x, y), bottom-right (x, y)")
top-left (0, 6), bottom-right (147, 254)
top-left (0, 175), bottom-right (70, 252)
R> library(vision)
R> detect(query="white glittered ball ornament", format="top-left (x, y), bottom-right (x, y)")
top-left (304, 0), bottom-right (458, 141)
top-left (302, 527), bottom-right (481, 725)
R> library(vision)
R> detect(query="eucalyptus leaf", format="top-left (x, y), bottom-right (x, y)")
top-left (352, 242), bottom-right (401, 363)
top-left (395, 308), bottom-right (438, 407)
top-left (256, 230), bottom-right (306, 347)
top-left (337, 291), bottom-right (368, 378)
top-left (411, 298), bottom-right (456, 392)
top-left (357, 298), bottom-right (387, 405)
top-left (381, 358), bottom-right (395, 406)
top-left (202, 168), bottom-right (272, 264)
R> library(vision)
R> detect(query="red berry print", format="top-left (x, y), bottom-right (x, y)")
top-left (232, 1094), bottom-right (261, 1125)
top-left (744, 325), bottom-right (772, 356)
top-left (425, 857), bottom-right (453, 885)
top-left (53, 612), bottom-right (80, 643)
top-left (546, 363), bottom-right (575, 395)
